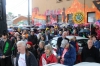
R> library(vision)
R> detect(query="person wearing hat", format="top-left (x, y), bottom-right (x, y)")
top-left (28, 29), bottom-right (38, 49)
top-left (0, 33), bottom-right (13, 66)
top-left (57, 39), bottom-right (76, 66)
top-left (26, 41), bottom-right (37, 58)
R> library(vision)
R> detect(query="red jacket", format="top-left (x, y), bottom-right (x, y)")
top-left (39, 53), bottom-right (57, 66)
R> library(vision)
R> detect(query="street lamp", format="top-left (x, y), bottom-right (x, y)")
top-left (28, 0), bottom-right (30, 25)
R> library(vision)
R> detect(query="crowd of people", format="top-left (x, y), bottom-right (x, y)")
top-left (0, 24), bottom-right (100, 66)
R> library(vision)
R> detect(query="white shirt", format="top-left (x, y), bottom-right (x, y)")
top-left (18, 53), bottom-right (26, 66)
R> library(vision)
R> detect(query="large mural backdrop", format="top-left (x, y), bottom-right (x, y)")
top-left (32, 0), bottom-right (100, 25)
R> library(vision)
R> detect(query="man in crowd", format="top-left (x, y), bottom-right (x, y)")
top-left (57, 31), bottom-right (69, 49)
top-left (81, 39), bottom-right (99, 63)
top-left (16, 41), bottom-right (38, 66)
top-left (0, 33), bottom-right (13, 66)
top-left (44, 30), bottom-right (52, 45)
top-left (28, 29), bottom-right (38, 49)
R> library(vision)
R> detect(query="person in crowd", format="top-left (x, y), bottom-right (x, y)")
top-left (22, 30), bottom-right (29, 39)
top-left (26, 41), bottom-right (37, 58)
top-left (16, 35), bottom-right (22, 41)
top-left (57, 31), bottom-right (62, 37)
top-left (16, 41), bottom-right (38, 66)
top-left (39, 44), bottom-right (57, 66)
top-left (21, 35), bottom-right (28, 44)
top-left (0, 33), bottom-right (13, 66)
top-left (70, 37), bottom-right (79, 63)
top-left (92, 35), bottom-right (100, 49)
top-left (37, 33), bottom-right (42, 40)
top-left (57, 39), bottom-right (76, 66)
top-left (50, 26), bottom-right (55, 37)
top-left (70, 36), bottom-right (79, 52)
top-left (57, 31), bottom-right (69, 49)
top-left (81, 39), bottom-right (99, 63)
top-left (0, 34), bottom-right (4, 65)
top-left (0, 34), bottom-right (4, 56)
top-left (88, 35), bottom-right (92, 40)
top-left (95, 27), bottom-right (100, 40)
top-left (40, 34), bottom-right (45, 42)
top-left (44, 31), bottom-right (52, 45)
top-left (54, 28), bottom-right (58, 35)
top-left (11, 32), bottom-right (20, 46)
top-left (28, 29), bottom-right (38, 49)
top-left (37, 41), bottom-right (45, 61)
top-left (72, 29), bottom-right (78, 36)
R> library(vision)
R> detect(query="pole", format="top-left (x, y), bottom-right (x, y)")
top-left (84, 0), bottom-right (85, 23)
top-left (90, 22), bottom-right (91, 35)
top-left (28, 0), bottom-right (30, 25)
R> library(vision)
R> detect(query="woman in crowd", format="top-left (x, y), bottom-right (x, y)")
top-left (26, 41), bottom-right (37, 58)
top-left (39, 44), bottom-right (57, 66)
top-left (37, 41), bottom-right (45, 61)
top-left (22, 30), bottom-right (29, 39)
top-left (39, 34), bottom-right (45, 43)
top-left (21, 35), bottom-right (28, 44)
top-left (72, 29), bottom-right (78, 36)
top-left (70, 36), bottom-right (79, 52)
top-left (57, 39), bottom-right (76, 66)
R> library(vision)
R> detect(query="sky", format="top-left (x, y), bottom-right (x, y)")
top-left (6, 0), bottom-right (32, 16)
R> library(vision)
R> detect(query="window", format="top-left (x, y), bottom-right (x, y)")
top-left (67, 14), bottom-right (73, 21)
top-left (67, 14), bottom-right (74, 24)
top-left (46, 15), bottom-right (50, 23)
top-left (87, 12), bottom-right (96, 23)
top-left (56, 0), bottom-right (62, 3)
top-left (57, 14), bottom-right (62, 23)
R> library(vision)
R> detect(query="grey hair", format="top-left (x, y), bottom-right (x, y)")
top-left (45, 44), bottom-right (53, 53)
top-left (61, 39), bottom-right (69, 48)
top-left (16, 41), bottom-right (26, 47)
top-left (39, 41), bottom-right (45, 47)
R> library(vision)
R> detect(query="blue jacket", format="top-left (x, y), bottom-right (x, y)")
top-left (93, 40), bottom-right (100, 49)
top-left (57, 45), bottom-right (76, 66)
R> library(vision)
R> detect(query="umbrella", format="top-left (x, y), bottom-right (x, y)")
top-left (79, 29), bottom-right (89, 33)
top-left (22, 27), bottom-right (29, 30)
top-left (8, 29), bottom-right (14, 32)
top-left (35, 22), bottom-right (42, 26)
top-left (39, 25), bottom-right (46, 29)
top-left (73, 24), bottom-right (78, 27)
top-left (94, 20), bottom-right (100, 27)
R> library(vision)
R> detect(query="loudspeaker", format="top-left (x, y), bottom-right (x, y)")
top-left (0, 0), bottom-right (7, 34)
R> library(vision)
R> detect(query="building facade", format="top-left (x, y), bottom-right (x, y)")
top-left (32, 0), bottom-right (100, 25)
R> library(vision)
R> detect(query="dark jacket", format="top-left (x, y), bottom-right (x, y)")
top-left (27, 47), bottom-right (37, 58)
top-left (57, 37), bottom-right (69, 49)
top-left (81, 46), bottom-right (99, 63)
top-left (11, 43), bottom-right (17, 57)
top-left (37, 48), bottom-right (44, 60)
top-left (28, 35), bottom-right (38, 45)
top-left (16, 51), bottom-right (38, 66)
top-left (57, 45), bottom-right (76, 66)
top-left (3, 39), bottom-right (13, 56)
top-left (44, 34), bottom-right (52, 41)
top-left (0, 39), bottom-right (4, 56)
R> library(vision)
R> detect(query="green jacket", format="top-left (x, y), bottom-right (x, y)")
top-left (3, 39), bottom-right (12, 56)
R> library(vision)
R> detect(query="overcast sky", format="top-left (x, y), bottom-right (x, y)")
top-left (6, 0), bottom-right (32, 16)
